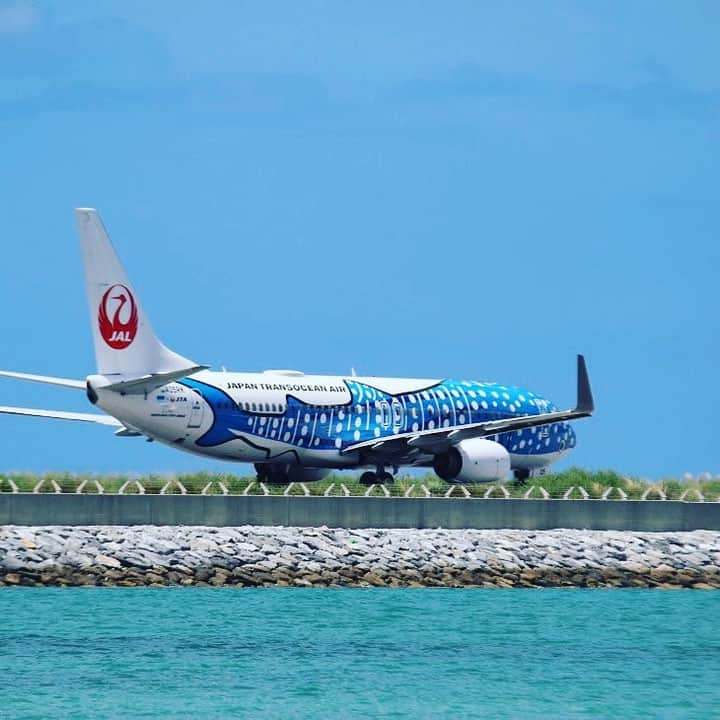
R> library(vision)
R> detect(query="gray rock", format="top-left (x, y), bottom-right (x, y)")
top-left (1, 555), bottom-right (27, 571)
top-left (2, 525), bottom-right (720, 588)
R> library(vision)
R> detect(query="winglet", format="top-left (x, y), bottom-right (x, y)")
top-left (576, 354), bottom-right (594, 415)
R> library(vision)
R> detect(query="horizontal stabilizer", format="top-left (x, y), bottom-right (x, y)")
top-left (103, 365), bottom-right (208, 395)
top-left (0, 405), bottom-right (121, 425)
top-left (0, 371), bottom-right (85, 390)
top-left (114, 427), bottom-right (143, 437)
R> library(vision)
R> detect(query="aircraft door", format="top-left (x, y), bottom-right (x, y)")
top-left (187, 390), bottom-right (204, 428)
top-left (378, 400), bottom-right (391, 429)
top-left (391, 399), bottom-right (404, 431)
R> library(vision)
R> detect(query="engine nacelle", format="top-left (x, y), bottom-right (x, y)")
top-left (433, 438), bottom-right (511, 483)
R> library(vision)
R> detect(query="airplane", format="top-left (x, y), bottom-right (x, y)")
top-left (0, 209), bottom-right (594, 485)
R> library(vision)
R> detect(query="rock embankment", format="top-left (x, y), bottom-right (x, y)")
top-left (1, 526), bottom-right (719, 588)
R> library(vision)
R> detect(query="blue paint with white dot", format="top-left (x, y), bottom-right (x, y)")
top-left (180, 377), bottom-right (576, 460)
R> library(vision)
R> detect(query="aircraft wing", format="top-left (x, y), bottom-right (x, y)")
top-left (0, 406), bottom-right (122, 426)
top-left (341, 355), bottom-right (594, 460)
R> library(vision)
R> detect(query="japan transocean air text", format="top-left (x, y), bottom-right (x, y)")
top-left (0, 209), bottom-right (594, 484)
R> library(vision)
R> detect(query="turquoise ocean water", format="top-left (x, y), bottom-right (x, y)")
top-left (1, 588), bottom-right (718, 719)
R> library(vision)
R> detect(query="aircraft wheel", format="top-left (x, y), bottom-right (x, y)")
top-left (265, 470), bottom-right (290, 485)
top-left (378, 471), bottom-right (394, 485)
top-left (256, 463), bottom-right (289, 484)
top-left (359, 471), bottom-right (376, 486)
top-left (513, 468), bottom-right (530, 484)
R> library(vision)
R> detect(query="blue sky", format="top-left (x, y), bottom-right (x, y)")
top-left (0, 1), bottom-right (717, 478)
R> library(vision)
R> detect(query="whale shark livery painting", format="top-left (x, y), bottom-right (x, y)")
top-left (0, 209), bottom-right (594, 484)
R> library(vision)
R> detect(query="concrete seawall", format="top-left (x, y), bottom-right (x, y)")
top-left (1, 494), bottom-right (720, 530)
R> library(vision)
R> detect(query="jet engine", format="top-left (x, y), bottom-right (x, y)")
top-left (432, 438), bottom-right (511, 483)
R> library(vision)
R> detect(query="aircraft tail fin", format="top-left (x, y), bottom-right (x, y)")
top-left (76, 208), bottom-right (197, 378)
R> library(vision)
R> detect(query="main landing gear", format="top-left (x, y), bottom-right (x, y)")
top-left (513, 468), bottom-right (530, 485)
top-left (255, 464), bottom-right (287, 484)
top-left (359, 467), bottom-right (395, 486)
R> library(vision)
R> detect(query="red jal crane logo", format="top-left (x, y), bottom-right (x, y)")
top-left (98, 284), bottom-right (138, 349)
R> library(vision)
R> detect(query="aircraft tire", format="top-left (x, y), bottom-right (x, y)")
top-left (359, 471), bottom-right (376, 486)
top-left (378, 471), bottom-right (394, 485)
top-left (513, 468), bottom-right (530, 483)
top-left (265, 476), bottom-right (290, 485)
top-left (255, 463), bottom-right (289, 484)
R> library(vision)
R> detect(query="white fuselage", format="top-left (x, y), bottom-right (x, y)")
top-left (94, 369), bottom-right (575, 473)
